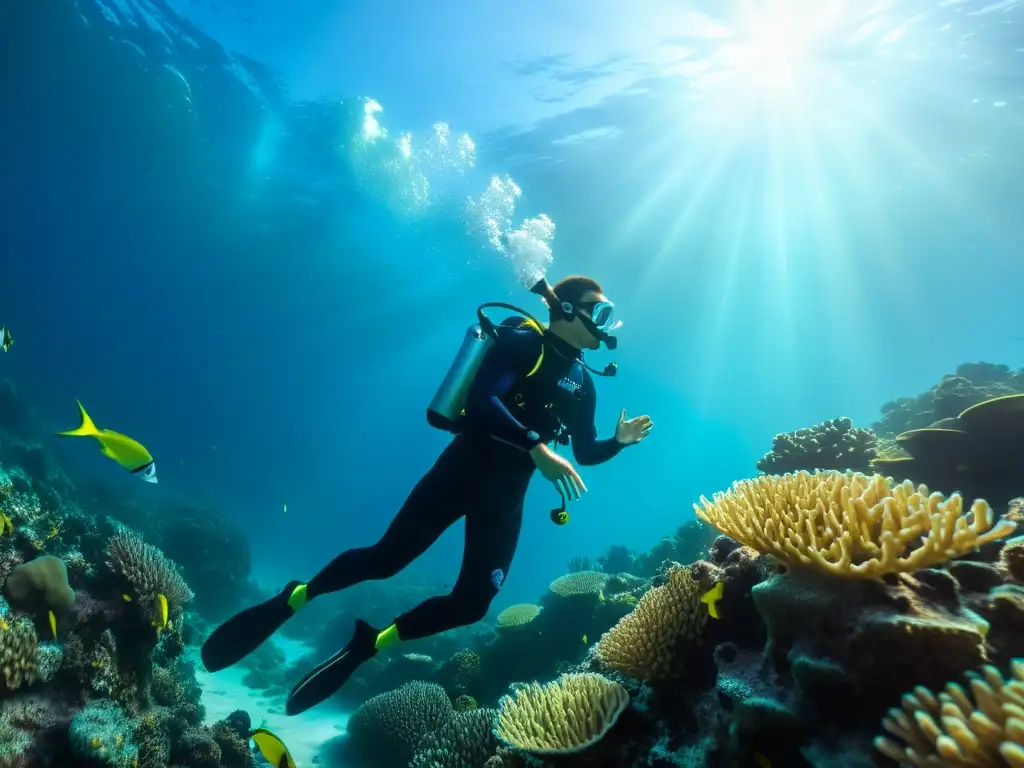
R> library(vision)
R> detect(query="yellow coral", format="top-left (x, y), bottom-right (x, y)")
top-left (90, 736), bottom-right (102, 750)
top-left (875, 659), bottom-right (1024, 766)
top-left (496, 673), bottom-right (629, 754)
top-left (694, 471), bottom-right (1014, 579)
top-left (595, 567), bottom-right (706, 682)
top-left (496, 604), bottom-right (542, 629)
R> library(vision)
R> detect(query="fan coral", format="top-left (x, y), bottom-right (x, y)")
top-left (495, 672), bottom-right (629, 755)
top-left (496, 604), bottom-right (541, 629)
top-left (875, 659), bottom-right (1024, 766)
top-left (757, 417), bottom-right (878, 474)
top-left (409, 708), bottom-right (498, 767)
top-left (106, 529), bottom-right (193, 624)
top-left (0, 617), bottom-right (38, 692)
top-left (548, 571), bottom-right (607, 598)
top-left (694, 470), bottom-right (1014, 579)
top-left (595, 566), bottom-right (707, 682)
top-left (346, 681), bottom-right (454, 764)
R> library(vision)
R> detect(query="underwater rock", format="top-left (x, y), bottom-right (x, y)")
top-left (756, 417), bottom-right (878, 475)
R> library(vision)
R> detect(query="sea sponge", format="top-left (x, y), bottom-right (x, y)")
top-left (346, 681), bottom-right (454, 764)
top-left (409, 708), bottom-right (498, 767)
top-left (694, 470), bottom-right (1014, 579)
top-left (496, 604), bottom-right (541, 629)
top-left (757, 417), bottom-right (878, 475)
top-left (874, 660), bottom-right (1024, 766)
top-left (495, 672), bottom-right (629, 755)
top-left (595, 566), bottom-right (707, 682)
top-left (106, 529), bottom-right (193, 623)
top-left (0, 617), bottom-right (38, 692)
top-left (5, 555), bottom-right (75, 613)
top-left (548, 570), bottom-right (607, 598)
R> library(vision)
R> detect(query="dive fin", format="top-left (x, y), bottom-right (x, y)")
top-left (201, 580), bottom-right (304, 672)
top-left (57, 400), bottom-right (100, 438)
top-left (285, 619), bottom-right (379, 716)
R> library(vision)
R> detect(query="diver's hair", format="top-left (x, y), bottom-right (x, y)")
top-left (549, 275), bottom-right (604, 323)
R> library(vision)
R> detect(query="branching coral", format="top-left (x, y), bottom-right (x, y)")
top-left (694, 471), bottom-right (1015, 579)
top-left (105, 529), bottom-right (193, 625)
top-left (495, 672), bottom-right (629, 755)
top-left (875, 659), bottom-right (1024, 766)
top-left (0, 616), bottom-right (38, 692)
top-left (409, 708), bottom-right (498, 767)
top-left (595, 566), bottom-right (706, 682)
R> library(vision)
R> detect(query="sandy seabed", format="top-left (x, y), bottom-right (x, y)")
top-left (192, 636), bottom-right (351, 767)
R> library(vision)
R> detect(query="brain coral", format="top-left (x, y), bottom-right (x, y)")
top-left (409, 707), bottom-right (498, 767)
top-left (346, 681), bottom-right (454, 763)
top-left (694, 470), bottom-right (1015, 579)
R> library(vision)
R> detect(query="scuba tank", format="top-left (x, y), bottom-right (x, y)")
top-left (426, 322), bottom-right (495, 432)
top-left (427, 281), bottom-right (619, 434)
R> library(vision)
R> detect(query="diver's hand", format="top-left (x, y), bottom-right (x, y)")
top-left (529, 443), bottom-right (587, 501)
top-left (615, 410), bottom-right (653, 445)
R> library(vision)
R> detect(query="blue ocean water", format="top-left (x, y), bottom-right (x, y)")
top-left (2, 0), bottom-right (1022, 648)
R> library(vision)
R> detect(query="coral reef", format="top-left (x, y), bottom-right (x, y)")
top-left (757, 417), bottom-right (878, 474)
top-left (874, 363), bottom-right (1024, 438)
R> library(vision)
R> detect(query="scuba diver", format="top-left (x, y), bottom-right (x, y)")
top-left (200, 275), bottom-right (653, 715)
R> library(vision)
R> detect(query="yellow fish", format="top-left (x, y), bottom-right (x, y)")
top-left (48, 610), bottom-right (57, 638)
top-left (152, 593), bottom-right (169, 631)
top-left (251, 727), bottom-right (297, 768)
top-left (582, 634), bottom-right (588, 644)
top-left (1, 326), bottom-right (12, 352)
top-left (0, 514), bottom-right (13, 535)
top-left (701, 581), bottom-right (725, 620)
top-left (122, 594), bottom-right (133, 602)
top-left (57, 401), bottom-right (157, 483)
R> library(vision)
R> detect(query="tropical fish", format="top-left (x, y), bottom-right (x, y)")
top-left (122, 594), bottom-right (133, 602)
top-left (57, 400), bottom-right (157, 483)
top-left (0, 514), bottom-right (13, 535)
top-left (251, 727), bottom-right (297, 768)
top-left (701, 581), bottom-right (725, 620)
top-left (48, 610), bottom-right (57, 639)
top-left (152, 593), bottom-right (169, 631)
top-left (1, 326), bottom-right (12, 352)
top-left (582, 634), bottom-right (588, 644)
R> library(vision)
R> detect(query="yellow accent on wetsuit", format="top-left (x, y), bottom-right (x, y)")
top-left (287, 583), bottom-right (308, 612)
top-left (375, 623), bottom-right (401, 650)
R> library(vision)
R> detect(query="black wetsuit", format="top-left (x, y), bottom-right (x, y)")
top-left (304, 327), bottom-right (624, 639)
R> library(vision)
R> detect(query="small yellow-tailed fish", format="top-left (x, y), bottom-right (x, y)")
top-left (122, 594), bottom-right (133, 602)
top-left (1, 326), bottom-right (12, 352)
top-left (582, 634), bottom-right (588, 645)
top-left (57, 400), bottom-right (157, 483)
top-left (251, 727), bottom-right (297, 768)
top-left (701, 581), bottom-right (725, 620)
top-left (48, 610), bottom-right (57, 639)
top-left (152, 593), bottom-right (169, 631)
